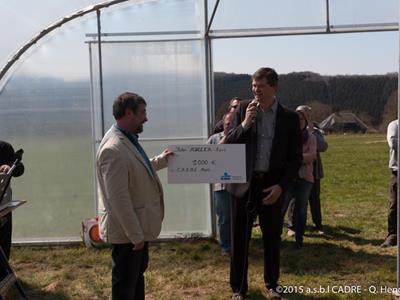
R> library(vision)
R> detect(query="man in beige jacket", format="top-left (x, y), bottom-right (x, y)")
top-left (96, 92), bottom-right (172, 300)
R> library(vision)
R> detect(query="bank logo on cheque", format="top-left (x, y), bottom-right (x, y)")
top-left (220, 172), bottom-right (232, 181)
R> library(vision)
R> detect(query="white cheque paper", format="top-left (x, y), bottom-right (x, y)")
top-left (168, 144), bottom-right (246, 183)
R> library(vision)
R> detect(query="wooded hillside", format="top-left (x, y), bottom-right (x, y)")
top-left (214, 72), bottom-right (398, 129)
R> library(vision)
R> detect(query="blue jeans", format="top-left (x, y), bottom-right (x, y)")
top-left (282, 179), bottom-right (313, 244)
top-left (214, 190), bottom-right (231, 252)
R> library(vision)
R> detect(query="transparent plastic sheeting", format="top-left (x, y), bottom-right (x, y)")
top-left (207, 0), bottom-right (398, 31)
top-left (211, 31), bottom-right (398, 76)
top-left (207, 0), bottom-right (327, 30)
top-left (1, 0), bottom-right (398, 72)
top-left (0, 28), bottom-right (211, 240)
top-left (100, 0), bottom-right (203, 34)
top-left (329, 0), bottom-right (398, 26)
top-left (0, 14), bottom-right (99, 242)
top-left (0, 0), bottom-right (104, 73)
top-left (94, 40), bottom-right (208, 139)
top-left (91, 39), bottom-right (212, 238)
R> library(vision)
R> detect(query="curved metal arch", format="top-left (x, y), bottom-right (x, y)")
top-left (0, 0), bottom-right (129, 83)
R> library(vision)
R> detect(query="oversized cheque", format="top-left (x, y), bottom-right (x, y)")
top-left (167, 144), bottom-right (246, 184)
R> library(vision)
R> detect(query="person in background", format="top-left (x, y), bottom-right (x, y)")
top-left (213, 97), bottom-right (242, 134)
top-left (225, 67), bottom-right (302, 300)
top-left (207, 112), bottom-right (234, 256)
top-left (96, 92), bottom-right (172, 300)
top-left (381, 119), bottom-right (398, 248)
top-left (0, 141), bottom-right (25, 266)
top-left (286, 105), bottom-right (328, 236)
top-left (281, 108), bottom-right (316, 249)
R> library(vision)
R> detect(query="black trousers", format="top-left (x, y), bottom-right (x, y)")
top-left (0, 213), bottom-right (12, 279)
top-left (0, 213), bottom-right (12, 260)
top-left (308, 178), bottom-right (322, 228)
top-left (112, 242), bottom-right (149, 300)
top-left (230, 176), bottom-right (282, 295)
top-left (388, 174), bottom-right (397, 238)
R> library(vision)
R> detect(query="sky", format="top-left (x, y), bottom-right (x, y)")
top-left (212, 31), bottom-right (398, 76)
top-left (210, 0), bottom-right (399, 75)
top-left (0, 0), bottom-right (398, 81)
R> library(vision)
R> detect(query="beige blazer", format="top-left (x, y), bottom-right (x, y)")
top-left (96, 125), bottom-right (167, 244)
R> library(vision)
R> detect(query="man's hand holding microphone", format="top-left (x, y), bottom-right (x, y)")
top-left (242, 99), bottom-right (259, 129)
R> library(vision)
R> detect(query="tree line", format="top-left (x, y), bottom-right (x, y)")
top-left (214, 71), bottom-right (398, 130)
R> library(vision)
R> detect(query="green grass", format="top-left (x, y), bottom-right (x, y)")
top-left (6, 134), bottom-right (398, 299)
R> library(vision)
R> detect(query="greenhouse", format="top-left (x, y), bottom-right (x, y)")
top-left (0, 0), bottom-right (397, 243)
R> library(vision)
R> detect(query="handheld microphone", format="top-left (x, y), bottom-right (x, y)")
top-left (15, 149), bottom-right (24, 161)
top-left (252, 99), bottom-right (260, 123)
top-left (6, 149), bottom-right (24, 176)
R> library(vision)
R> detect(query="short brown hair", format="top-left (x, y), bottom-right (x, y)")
top-left (112, 92), bottom-right (146, 120)
top-left (252, 67), bottom-right (278, 87)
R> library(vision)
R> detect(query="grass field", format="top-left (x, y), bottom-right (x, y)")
top-left (6, 134), bottom-right (398, 299)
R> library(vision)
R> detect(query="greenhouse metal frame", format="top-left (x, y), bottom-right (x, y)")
top-left (0, 0), bottom-right (397, 256)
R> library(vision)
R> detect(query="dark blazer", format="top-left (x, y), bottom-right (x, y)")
top-left (225, 99), bottom-right (302, 198)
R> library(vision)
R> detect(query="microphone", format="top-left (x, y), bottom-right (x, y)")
top-left (15, 149), bottom-right (24, 161)
top-left (6, 149), bottom-right (24, 176)
top-left (252, 99), bottom-right (260, 123)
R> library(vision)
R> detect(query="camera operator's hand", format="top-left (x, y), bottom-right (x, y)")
top-left (0, 165), bottom-right (10, 174)
top-left (242, 100), bottom-right (258, 129)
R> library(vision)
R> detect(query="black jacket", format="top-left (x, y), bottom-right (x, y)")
top-left (224, 99), bottom-right (302, 198)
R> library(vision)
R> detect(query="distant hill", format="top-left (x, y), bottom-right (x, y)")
top-left (214, 71), bottom-right (398, 128)
top-left (0, 72), bottom-right (397, 135)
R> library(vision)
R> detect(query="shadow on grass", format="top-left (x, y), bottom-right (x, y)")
top-left (304, 225), bottom-right (383, 246)
top-left (6, 279), bottom-right (70, 300)
top-left (148, 235), bottom-right (396, 299)
top-left (152, 227), bottom-right (394, 276)
top-left (249, 236), bottom-right (395, 276)
top-left (246, 237), bottom-right (395, 299)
